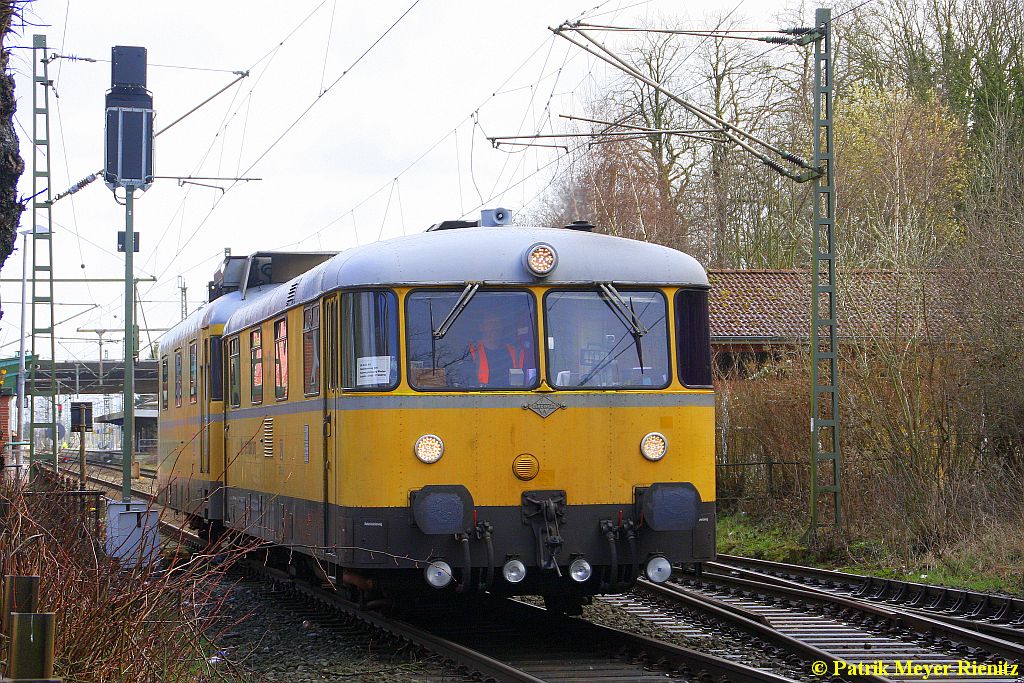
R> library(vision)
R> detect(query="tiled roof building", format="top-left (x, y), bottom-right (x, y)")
top-left (707, 270), bottom-right (954, 346)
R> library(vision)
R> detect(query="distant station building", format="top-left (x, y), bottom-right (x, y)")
top-left (0, 355), bottom-right (18, 448)
top-left (95, 398), bottom-right (158, 455)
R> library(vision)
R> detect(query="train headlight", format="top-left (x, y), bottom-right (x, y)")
top-left (502, 559), bottom-right (527, 584)
top-left (424, 560), bottom-right (453, 588)
top-left (524, 242), bottom-right (557, 277)
top-left (640, 432), bottom-right (668, 461)
top-left (645, 555), bottom-right (673, 583)
top-left (414, 434), bottom-right (444, 464)
top-left (569, 558), bottom-right (592, 583)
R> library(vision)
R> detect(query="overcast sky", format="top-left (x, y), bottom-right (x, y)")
top-left (1, 0), bottom-right (803, 364)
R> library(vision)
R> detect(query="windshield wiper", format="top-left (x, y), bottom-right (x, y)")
top-left (598, 283), bottom-right (648, 337)
top-left (432, 283), bottom-right (481, 340)
top-left (577, 284), bottom-right (649, 386)
top-left (599, 283), bottom-right (647, 370)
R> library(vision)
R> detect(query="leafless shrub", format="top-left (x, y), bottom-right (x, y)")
top-left (0, 472), bottom-right (258, 683)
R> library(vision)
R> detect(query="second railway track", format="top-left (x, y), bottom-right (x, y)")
top-left (618, 565), bottom-right (1024, 683)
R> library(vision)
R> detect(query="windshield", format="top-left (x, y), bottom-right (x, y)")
top-left (545, 289), bottom-right (670, 389)
top-left (407, 290), bottom-right (538, 390)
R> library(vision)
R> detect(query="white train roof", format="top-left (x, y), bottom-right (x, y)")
top-left (210, 226), bottom-right (708, 337)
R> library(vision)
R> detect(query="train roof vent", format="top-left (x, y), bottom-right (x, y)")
top-left (426, 220), bottom-right (479, 232)
top-left (564, 220), bottom-right (595, 232)
top-left (286, 281), bottom-right (300, 306)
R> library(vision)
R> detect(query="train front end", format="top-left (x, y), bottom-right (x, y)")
top-left (330, 226), bottom-right (715, 604)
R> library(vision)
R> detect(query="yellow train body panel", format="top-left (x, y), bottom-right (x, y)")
top-left (332, 399), bottom-right (714, 507)
top-left (160, 228), bottom-right (716, 597)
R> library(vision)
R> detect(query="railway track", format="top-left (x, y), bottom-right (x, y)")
top-left (30, 463), bottom-right (796, 679)
top-left (618, 565), bottom-right (1024, 683)
top-left (244, 561), bottom-right (801, 683)
top-left (713, 554), bottom-right (1024, 643)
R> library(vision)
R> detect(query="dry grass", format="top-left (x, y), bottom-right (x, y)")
top-left (0, 471), bottom-right (255, 683)
top-left (716, 337), bottom-right (1024, 591)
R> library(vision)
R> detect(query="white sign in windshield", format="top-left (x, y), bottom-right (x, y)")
top-left (356, 356), bottom-right (392, 386)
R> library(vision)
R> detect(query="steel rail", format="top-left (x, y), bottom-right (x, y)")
top-left (246, 562), bottom-right (544, 683)
top-left (242, 558), bottom-right (798, 683)
top-left (697, 564), bottom-right (1024, 662)
top-left (712, 556), bottom-right (1024, 644)
top-left (495, 598), bottom-right (800, 682)
top-left (718, 555), bottom-right (1024, 625)
top-left (637, 577), bottom-right (893, 682)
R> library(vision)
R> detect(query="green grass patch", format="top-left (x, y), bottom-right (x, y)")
top-left (715, 513), bottom-right (1024, 596)
top-left (716, 513), bottom-right (808, 562)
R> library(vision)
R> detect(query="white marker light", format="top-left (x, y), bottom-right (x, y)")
top-left (502, 559), bottom-right (527, 584)
top-left (645, 556), bottom-right (673, 583)
top-left (424, 560), bottom-right (453, 588)
top-left (569, 558), bottom-right (593, 583)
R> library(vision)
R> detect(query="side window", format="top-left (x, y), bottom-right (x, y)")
top-left (209, 335), bottom-right (223, 401)
top-left (189, 342), bottom-right (198, 404)
top-left (161, 357), bottom-right (169, 410)
top-left (250, 329), bottom-right (263, 405)
top-left (677, 288), bottom-right (712, 388)
top-left (228, 337), bottom-right (241, 407)
top-left (342, 290), bottom-right (399, 391)
top-left (274, 318), bottom-right (288, 400)
top-left (174, 350), bottom-right (183, 408)
top-left (303, 305), bottom-right (321, 396)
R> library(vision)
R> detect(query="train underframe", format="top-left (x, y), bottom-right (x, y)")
top-left (177, 479), bottom-right (715, 612)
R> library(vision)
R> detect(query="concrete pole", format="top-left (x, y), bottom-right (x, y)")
top-left (121, 189), bottom-right (135, 502)
top-left (79, 429), bottom-right (86, 492)
top-left (17, 231), bottom-right (27, 457)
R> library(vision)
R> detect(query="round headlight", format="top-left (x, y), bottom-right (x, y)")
top-left (414, 434), bottom-right (444, 464)
top-left (645, 555), bottom-right (673, 583)
top-left (569, 558), bottom-right (593, 583)
top-left (424, 560), bottom-right (453, 588)
top-left (502, 559), bottom-right (527, 584)
top-left (524, 242), bottom-right (557, 277)
top-left (640, 432), bottom-right (668, 461)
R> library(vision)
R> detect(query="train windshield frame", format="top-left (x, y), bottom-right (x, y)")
top-left (543, 288), bottom-right (671, 390)
top-left (405, 288), bottom-right (539, 391)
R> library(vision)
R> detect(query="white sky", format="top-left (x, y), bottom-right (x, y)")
top-left (1, 0), bottom-right (804, 364)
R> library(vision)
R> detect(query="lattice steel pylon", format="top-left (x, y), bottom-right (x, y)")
top-left (808, 8), bottom-right (842, 534)
top-left (28, 34), bottom-right (58, 468)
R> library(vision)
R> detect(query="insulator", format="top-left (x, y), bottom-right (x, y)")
top-left (781, 152), bottom-right (812, 168)
top-left (761, 156), bottom-right (788, 177)
top-left (760, 36), bottom-right (794, 44)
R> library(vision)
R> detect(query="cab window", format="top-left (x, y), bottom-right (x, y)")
top-left (677, 288), bottom-right (712, 387)
top-left (341, 290), bottom-right (399, 391)
top-left (406, 289), bottom-right (538, 391)
top-left (544, 289), bottom-right (670, 389)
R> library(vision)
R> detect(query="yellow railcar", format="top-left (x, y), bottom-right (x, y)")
top-left (159, 222), bottom-right (715, 610)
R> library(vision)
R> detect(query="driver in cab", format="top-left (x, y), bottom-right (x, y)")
top-left (467, 310), bottom-right (528, 387)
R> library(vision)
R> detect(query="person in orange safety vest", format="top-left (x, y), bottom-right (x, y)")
top-left (467, 310), bottom-right (527, 386)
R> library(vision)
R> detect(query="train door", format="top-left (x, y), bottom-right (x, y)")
top-left (322, 294), bottom-right (340, 556)
top-left (200, 338), bottom-right (208, 476)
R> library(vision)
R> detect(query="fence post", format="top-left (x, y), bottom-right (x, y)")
top-left (2, 577), bottom-right (38, 637)
top-left (4, 612), bottom-right (59, 682)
